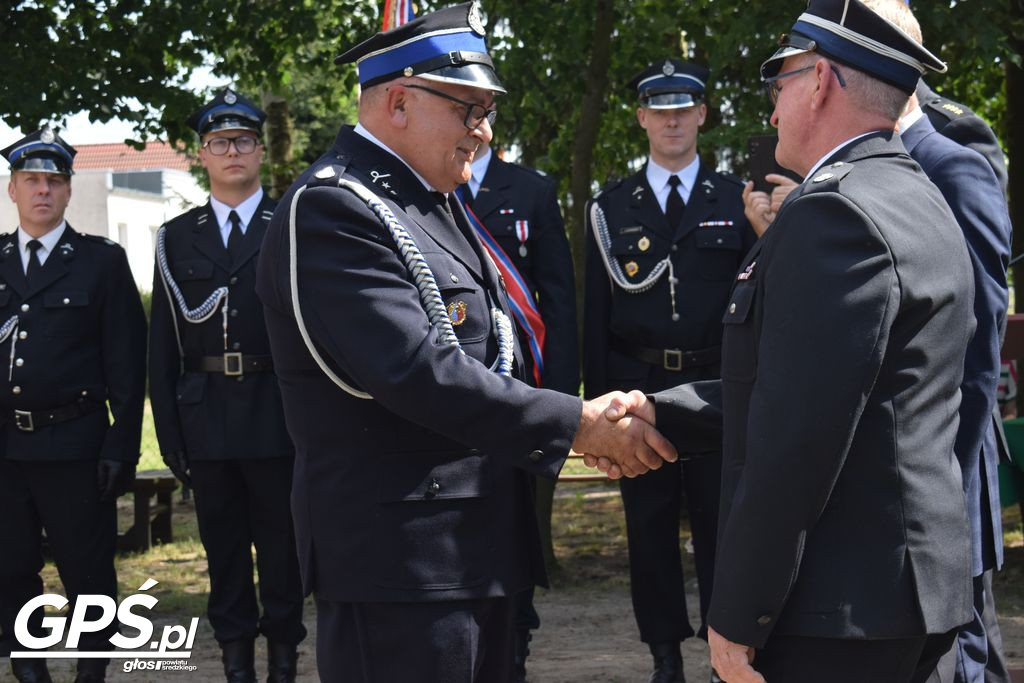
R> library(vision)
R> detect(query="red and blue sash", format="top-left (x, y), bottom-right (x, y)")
top-left (381, 0), bottom-right (415, 31)
top-left (455, 187), bottom-right (546, 386)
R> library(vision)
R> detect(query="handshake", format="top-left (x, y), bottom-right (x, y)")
top-left (570, 390), bottom-right (676, 479)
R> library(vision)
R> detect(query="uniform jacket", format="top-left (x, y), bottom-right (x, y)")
top-left (902, 115), bottom-right (1011, 575)
top-left (149, 193), bottom-right (293, 462)
top-left (471, 156), bottom-right (578, 394)
top-left (255, 126), bottom-right (581, 603)
top-left (917, 81), bottom-right (1008, 194)
top-left (583, 162), bottom-right (756, 396)
top-left (653, 134), bottom-right (975, 646)
top-left (0, 226), bottom-right (146, 462)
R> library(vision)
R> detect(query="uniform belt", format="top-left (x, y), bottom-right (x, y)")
top-left (11, 399), bottom-right (104, 433)
top-left (609, 336), bottom-right (721, 372)
top-left (183, 353), bottom-right (273, 376)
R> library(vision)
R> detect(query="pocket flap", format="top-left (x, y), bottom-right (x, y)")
top-left (609, 231), bottom-right (660, 256)
top-left (696, 229), bottom-right (741, 250)
top-left (0, 292), bottom-right (10, 307)
top-left (172, 260), bottom-right (214, 281)
top-left (378, 451), bottom-right (490, 502)
top-left (175, 372), bottom-right (207, 405)
top-left (722, 282), bottom-right (755, 324)
top-left (44, 291), bottom-right (89, 308)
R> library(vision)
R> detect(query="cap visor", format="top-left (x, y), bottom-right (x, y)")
top-left (420, 63), bottom-right (506, 94)
top-left (760, 45), bottom-right (811, 79)
top-left (642, 92), bottom-right (700, 109)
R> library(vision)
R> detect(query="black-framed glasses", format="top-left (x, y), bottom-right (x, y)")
top-left (202, 135), bottom-right (260, 156)
top-left (764, 63), bottom-right (846, 104)
top-left (404, 84), bottom-right (497, 130)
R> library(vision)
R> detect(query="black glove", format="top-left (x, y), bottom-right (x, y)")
top-left (162, 450), bottom-right (190, 486)
top-left (97, 459), bottom-right (135, 502)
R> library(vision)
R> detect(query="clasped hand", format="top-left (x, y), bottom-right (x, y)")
top-left (570, 390), bottom-right (677, 479)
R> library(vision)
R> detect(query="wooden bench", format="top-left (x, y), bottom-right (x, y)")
top-left (118, 470), bottom-right (178, 553)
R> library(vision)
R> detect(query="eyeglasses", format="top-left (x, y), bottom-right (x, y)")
top-left (764, 63), bottom-right (846, 104)
top-left (404, 84), bottom-right (497, 130)
top-left (202, 135), bottom-right (260, 156)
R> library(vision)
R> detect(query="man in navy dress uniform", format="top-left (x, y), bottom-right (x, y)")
top-left (457, 138), bottom-right (578, 682)
top-left (255, 3), bottom-right (675, 682)
top-left (583, 57), bottom-right (756, 683)
top-left (600, 1), bottom-right (978, 680)
top-left (149, 89), bottom-right (305, 683)
top-left (0, 129), bottom-right (147, 683)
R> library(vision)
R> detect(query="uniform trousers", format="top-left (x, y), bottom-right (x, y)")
top-left (190, 457), bottom-right (305, 646)
top-left (620, 452), bottom-right (720, 643)
top-left (0, 458), bottom-right (118, 656)
top-left (926, 571), bottom-right (1010, 683)
top-left (315, 596), bottom-right (514, 683)
top-left (754, 629), bottom-right (958, 682)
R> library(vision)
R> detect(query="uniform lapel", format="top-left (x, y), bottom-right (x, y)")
top-left (627, 168), bottom-right (673, 240)
top-left (471, 157), bottom-right (511, 224)
top-left (674, 163), bottom-right (716, 241)
top-left (0, 234), bottom-right (28, 298)
top-left (191, 202), bottom-right (233, 273)
top-left (229, 193), bottom-right (275, 274)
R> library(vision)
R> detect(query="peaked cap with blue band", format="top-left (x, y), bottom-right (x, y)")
top-left (761, 0), bottom-right (945, 94)
top-left (628, 59), bottom-right (709, 110)
top-left (335, 1), bottom-right (505, 93)
top-left (1, 128), bottom-right (76, 176)
top-left (186, 87), bottom-right (266, 136)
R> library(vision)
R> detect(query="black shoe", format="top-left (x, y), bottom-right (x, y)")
top-left (11, 659), bottom-right (52, 683)
top-left (648, 642), bottom-right (684, 683)
top-left (512, 630), bottom-right (531, 683)
top-left (221, 640), bottom-right (257, 683)
top-left (266, 641), bottom-right (298, 683)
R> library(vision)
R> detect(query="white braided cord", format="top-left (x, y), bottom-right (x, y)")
top-left (156, 226), bottom-right (229, 326)
top-left (0, 315), bottom-right (18, 381)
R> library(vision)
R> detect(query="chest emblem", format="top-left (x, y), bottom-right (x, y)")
top-left (447, 300), bottom-right (468, 326)
top-left (637, 236), bottom-right (651, 252)
top-left (737, 260), bottom-right (757, 281)
top-left (624, 260), bottom-right (640, 277)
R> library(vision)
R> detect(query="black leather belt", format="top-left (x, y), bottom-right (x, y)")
top-left (11, 399), bottom-right (103, 433)
top-left (610, 335), bottom-right (721, 372)
top-left (184, 353), bottom-right (273, 376)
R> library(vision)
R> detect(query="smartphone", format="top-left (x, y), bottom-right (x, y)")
top-left (747, 135), bottom-right (799, 192)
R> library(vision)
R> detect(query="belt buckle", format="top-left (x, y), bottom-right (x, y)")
top-left (663, 349), bottom-right (683, 372)
top-left (223, 352), bottom-right (244, 376)
top-left (14, 409), bottom-right (34, 432)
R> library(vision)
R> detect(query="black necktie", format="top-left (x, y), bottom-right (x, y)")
top-left (435, 192), bottom-right (454, 217)
top-left (26, 239), bottom-right (42, 287)
top-left (227, 210), bottom-right (244, 262)
top-left (666, 175), bottom-right (686, 228)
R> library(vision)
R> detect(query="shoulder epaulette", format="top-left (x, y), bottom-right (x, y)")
top-left (805, 160), bottom-right (855, 190)
top-left (307, 155), bottom-right (352, 189)
top-left (717, 172), bottom-right (745, 188)
top-left (924, 95), bottom-right (969, 121)
top-left (594, 175), bottom-right (625, 199)
top-left (81, 233), bottom-right (123, 248)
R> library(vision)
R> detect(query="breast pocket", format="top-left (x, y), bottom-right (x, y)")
top-left (425, 252), bottom-right (491, 348)
top-left (720, 281), bottom-right (757, 383)
top-left (608, 229), bottom-right (665, 281)
top-left (43, 291), bottom-right (91, 335)
top-left (695, 228), bottom-right (743, 280)
top-left (172, 260), bottom-right (214, 282)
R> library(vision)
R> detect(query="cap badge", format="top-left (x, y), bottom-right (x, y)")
top-left (447, 300), bottom-right (468, 326)
top-left (467, 1), bottom-right (486, 36)
top-left (224, 90), bottom-right (237, 105)
top-left (40, 129), bottom-right (55, 144)
top-left (637, 236), bottom-right (651, 252)
top-left (662, 60), bottom-right (675, 76)
top-left (624, 261), bottom-right (640, 277)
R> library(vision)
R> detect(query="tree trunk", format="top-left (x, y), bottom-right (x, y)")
top-left (568, 0), bottom-right (615, 323)
top-left (262, 91), bottom-right (294, 199)
top-left (1008, 60), bottom-right (1024, 312)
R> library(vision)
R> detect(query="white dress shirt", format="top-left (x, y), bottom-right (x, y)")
top-left (646, 155), bottom-right (700, 213)
top-left (18, 221), bottom-right (67, 272)
top-left (210, 187), bottom-right (264, 248)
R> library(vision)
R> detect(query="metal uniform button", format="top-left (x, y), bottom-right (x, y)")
top-left (450, 273), bottom-right (459, 284)
top-left (20, 304), bottom-right (29, 312)
top-left (18, 331), bottom-right (27, 340)
top-left (81, 390), bottom-right (88, 396)
top-left (229, 277), bottom-right (238, 285)
top-left (232, 342), bottom-right (241, 351)
top-left (427, 479), bottom-right (441, 496)
top-left (12, 386), bottom-right (20, 395)
top-left (671, 245), bottom-right (678, 252)
top-left (528, 449), bottom-right (543, 462)
top-left (729, 303), bottom-right (737, 314)
top-left (62, 298), bottom-right (70, 305)
top-left (15, 358), bottom-right (23, 367)
top-left (756, 615), bottom-right (772, 626)
top-left (235, 376), bottom-right (244, 383)
top-left (230, 309), bottom-right (238, 318)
